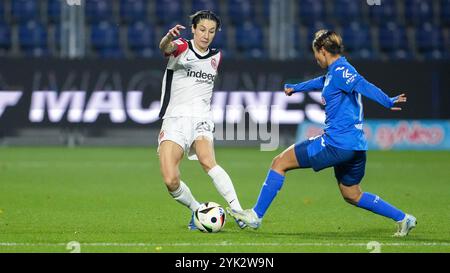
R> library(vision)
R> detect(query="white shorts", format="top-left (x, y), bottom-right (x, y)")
top-left (158, 117), bottom-right (215, 160)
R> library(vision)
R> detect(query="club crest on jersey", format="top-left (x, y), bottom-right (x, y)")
top-left (211, 58), bottom-right (218, 70)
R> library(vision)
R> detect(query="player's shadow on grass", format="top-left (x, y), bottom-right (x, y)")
top-left (255, 229), bottom-right (387, 240)
top-left (251, 230), bottom-right (450, 243)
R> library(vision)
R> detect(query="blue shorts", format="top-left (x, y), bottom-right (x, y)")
top-left (294, 135), bottom-right (366, 186)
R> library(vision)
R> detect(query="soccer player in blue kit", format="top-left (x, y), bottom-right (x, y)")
top-left (228, 30), bottom-right (416, 237)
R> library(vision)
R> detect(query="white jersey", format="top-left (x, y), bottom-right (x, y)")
top-left (159, 38), bottom-right (222, 119)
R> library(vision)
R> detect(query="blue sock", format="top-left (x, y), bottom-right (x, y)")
top-left (253, 169), bottom-right (285, 219)
top-left (357, 192), bottom-right (405, 222)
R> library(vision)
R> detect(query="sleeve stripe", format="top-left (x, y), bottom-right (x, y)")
top-left (172, 38), bottom-right (188, 57)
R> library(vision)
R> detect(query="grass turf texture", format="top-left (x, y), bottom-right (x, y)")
top-left (0, 147), bottom-right (449, 253)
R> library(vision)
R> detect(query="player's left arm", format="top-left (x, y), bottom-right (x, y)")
top-left (333, 65), bottom-right (407, 111)
top-left (354, 78), bottom-right (407, 111)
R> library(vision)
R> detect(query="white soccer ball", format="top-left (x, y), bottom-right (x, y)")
top-left (193, 202), bottom-right (226, 233)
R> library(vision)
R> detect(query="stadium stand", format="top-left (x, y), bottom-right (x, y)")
top-left (0, 0), bottom-right (446, 59)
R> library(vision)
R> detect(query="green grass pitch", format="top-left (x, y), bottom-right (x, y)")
top-left (0, 147), bottom-right (449, 253)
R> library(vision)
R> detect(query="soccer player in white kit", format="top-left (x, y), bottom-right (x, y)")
top-left (158, 10), bottom-right (245, 230)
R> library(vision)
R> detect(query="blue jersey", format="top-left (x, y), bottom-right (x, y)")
top-left (285, 57), bottom-right (396, 151)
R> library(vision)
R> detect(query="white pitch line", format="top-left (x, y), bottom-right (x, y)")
top-left (1, 242), bottom-right (449, 247)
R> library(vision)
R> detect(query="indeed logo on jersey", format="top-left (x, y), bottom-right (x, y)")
top-left (186, 69), bottom-right (216, 84)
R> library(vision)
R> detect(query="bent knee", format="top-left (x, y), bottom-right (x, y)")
top-left (342, 193), bottom-right (362, 205)
top-left (271, 155), bottom-right (286, 172)
top-left (199, 158), bottom-right (216, 172)
top-left (162, 172), bottom-right (180, 191)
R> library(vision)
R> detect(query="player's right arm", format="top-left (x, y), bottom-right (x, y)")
top-left (283, 76), bottom-right (326, 96)
top-left (159, 24), bottom-right (186, 55)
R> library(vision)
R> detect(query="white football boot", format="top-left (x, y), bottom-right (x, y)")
top-left (188, 213), bottom-right (198, 230)
top-left (235, 219), bottom-right (247, 229)
top-left (393, 214), bottom-right (417, 237)
top-left (226, 208), bottom-right (262, 229)
top-left (222, 208), bottom-right (247, 229)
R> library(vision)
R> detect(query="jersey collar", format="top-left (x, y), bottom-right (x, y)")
top-left (187, 40), bottom-right (220, 59)
top-left (189, 39), bottom-right (209, 57)
top-left (328, 56), bottom-right (347, 72)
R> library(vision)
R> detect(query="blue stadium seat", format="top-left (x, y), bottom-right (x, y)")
top-left (90, 21), bottom-right (120, 57)
top-left (47, 0), bottom-right (61, 23)
top-left (97, 47), bottom-right (124, 58)
top-left (441, 0), bottom-right (450, 26)
top-left (263, 0), bottom-right (270, 19)
top-left (12, 0), bottom-right (39, 23)
top-left (342, 22), bottom-right (374, 59)
top-left (368, 0), bottom-right (399, 25)
top-left (0, 22), bottom-right (11, 50)
top-left (422, 51), bottom-right (448, 60)
top-left (235, 21), bottom-right (264, 58)
top-left (127, 21), bottom-right (156, 57)
top-left (120, 0), bottom-right (147, 23)
top-left (191, 0), bottom-right (220, 15)
top-left (416, 23), bottom-right (445, 59)
top-left (228, 0), bottom-right (256, 26)
top-left (332, 0), bottom-right (363, 24)
top-left (217, 48), bottom-right (233, 59)
top-left (348, 50), bottom-right (377, 60)
top-left (51, 24), bottom-right (61, 51)
top-left (287, 25), bottom-right (302, 58)
top-left (378, 21), bottom-right (410, 58)
top-left (162, 21), bottom-right (190, 41)
top-left (155, 0), bottom-right (184, 25)
top-left (0, 1), bottom-right (5, 23)
top-left (210, 25), bottom-right (227, 50)
top-left (19, 20), bottom-right (49, 57)
top-left (211, 26), bottom-right (231, 58)
top-left (86, 0), bottom-right (113, 24)
top-left (303, 21), bottom-right (337, 57)
top-left (298, 0), bottom-right (326, 26)
top-left (387, 50), bottom-right (415, 60)
top-left (405, 0), bottom-right (434, 26)
top-left (306, 21), bottom-right (336, 41)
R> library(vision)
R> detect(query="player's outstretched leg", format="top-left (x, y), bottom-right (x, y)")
top-left (228, 145), bottom-right (299, 229)
top-left (339, 184), bottom-right (416, 236)
top-left (227, 169), bottom-right (285, 229)
top-left (357, 192), bottom-right (417, 237)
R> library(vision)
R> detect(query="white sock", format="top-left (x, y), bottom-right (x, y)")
top-left (169, 181), bottom-right (200, 212)
top-left (208, 165), bottom-right (243, 212)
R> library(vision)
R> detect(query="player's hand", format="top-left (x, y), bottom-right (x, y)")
top-left (284, 87), bottom-right (295, 96)
top-left (167, 25), bottom-right (186, 39)
top-left (390, 93), bottom-right (407, 111)
top-left (284, 84), bottom-right (297, 96)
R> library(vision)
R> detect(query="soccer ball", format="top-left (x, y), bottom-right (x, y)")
top-left (193, 202), bottom-right (226, 233)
